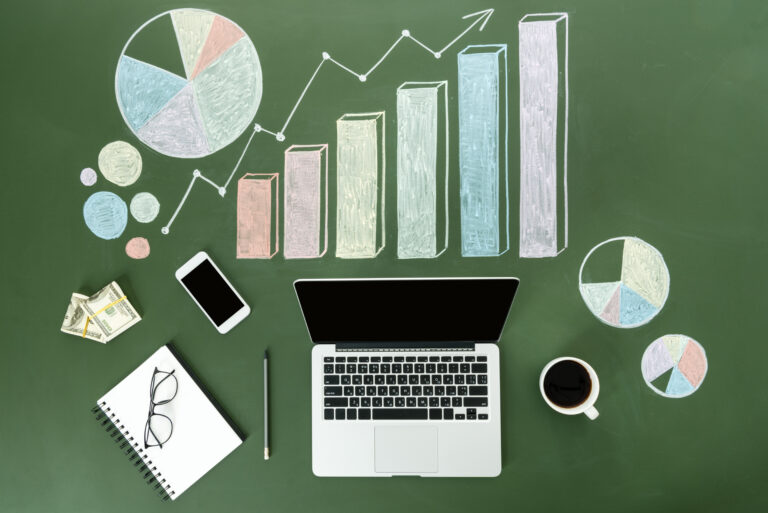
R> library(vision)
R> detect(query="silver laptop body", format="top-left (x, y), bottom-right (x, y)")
top-left (295, 277), bottom-right (519, 477)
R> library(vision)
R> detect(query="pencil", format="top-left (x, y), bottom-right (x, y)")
top-left (264, 349), bottom-right (270, 460)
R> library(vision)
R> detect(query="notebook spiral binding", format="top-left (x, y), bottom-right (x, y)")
top-left (92, 402), bottom-right (175, 501)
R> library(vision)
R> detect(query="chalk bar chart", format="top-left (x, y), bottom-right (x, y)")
top-left (579, 237), bottom-right (670, 328)
top-left (458, 45), bottom-right (509, 257)
top-left (116, 8), bottom-right (262, 158)
top-left (641, 335), bottom-right (707, 398)
top-left (237, 173), bottom-right (279, 259)
top-left (284, 145), bottom-right (328, 259)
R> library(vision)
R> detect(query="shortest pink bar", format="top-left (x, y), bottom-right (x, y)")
top-left (237, 173), bottom-right (279, 259)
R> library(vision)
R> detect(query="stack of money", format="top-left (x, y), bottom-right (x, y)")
top-left (61, 281), bottom-right (141, 343)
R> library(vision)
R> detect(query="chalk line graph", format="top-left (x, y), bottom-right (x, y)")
top-left (160, 8), bottom-right (495, 235)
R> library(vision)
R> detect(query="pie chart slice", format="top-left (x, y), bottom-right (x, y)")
top-left (641, 335), bottom-right (707, 398)
top-left (578, 237), bottom-right (669, 328)
top-left (115, 9), bottom-right (262, 159)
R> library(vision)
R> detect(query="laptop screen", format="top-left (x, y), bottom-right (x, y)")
top-left (294, 278), bottom-right (519, 343)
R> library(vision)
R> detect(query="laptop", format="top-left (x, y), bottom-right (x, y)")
top-left (294, 277), bottom-right (519, 477)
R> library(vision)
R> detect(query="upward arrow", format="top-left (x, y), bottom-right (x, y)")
top-left (438, 8), bottom-right (495, 54)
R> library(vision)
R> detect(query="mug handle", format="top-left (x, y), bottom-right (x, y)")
top-left (584, 406), bottom-right (599, 420)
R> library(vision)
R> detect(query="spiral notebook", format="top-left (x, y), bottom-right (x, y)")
top-left (93, 344), bottom-right (243, 501)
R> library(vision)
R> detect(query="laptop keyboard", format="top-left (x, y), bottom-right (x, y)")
top-left (323, 353), bottom-right (489, 421)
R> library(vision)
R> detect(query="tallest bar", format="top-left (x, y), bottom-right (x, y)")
top-left (458, 45), bottom-right (509, 257)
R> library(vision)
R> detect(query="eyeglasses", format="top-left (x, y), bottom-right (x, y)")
top-left (144, 367), bottom-right (178, 449)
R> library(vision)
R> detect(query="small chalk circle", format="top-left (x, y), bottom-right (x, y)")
top-left (435, 52), bottom-right (441, 59)
top-left (402, 29), bottom-right (410, 37)
top-left (161, 227), bottom-right (169, 235)
top-left (322, 52), bottom-right (330, 60)
top-left (254, 123), bottom-right (262, 131)
top-left (359, 75), bottom-right (367, 82)
top-left (276, 133), bottom-right (286, 142)
top-left (218, 187), bottom-right (226, 196)
top-left (193, 169), bottom-right (201, 177)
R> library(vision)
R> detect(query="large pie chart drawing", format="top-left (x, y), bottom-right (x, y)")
top-left (579, 236), bottom-right (670, 328)
top-left (115, 9), bottom-right (263, 158)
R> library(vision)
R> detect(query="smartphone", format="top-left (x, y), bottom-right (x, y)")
top-left (175, 251), bottom-right (250, 334)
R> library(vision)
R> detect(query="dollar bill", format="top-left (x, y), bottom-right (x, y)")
top-left (60, 282), bottom-right (141, 343)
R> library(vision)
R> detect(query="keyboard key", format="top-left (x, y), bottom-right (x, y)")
top-left (341, 375), bottom-right (351, 385)
top-left (335, 364), bottom-right (345, 374)
top-left (432, 375), bottom-right (442, 384)
top-left (412, 386), bottom-right (422, 396)
top-left (358, 364), bottom-right (368, 373)
top-left (343, 387), bottom-right (353, 396)
top-left (336, 357), bottom-right (346, 362)
top-left (418, 397), bottom-right (427, 407)
top-left (359, 408), bottom-right (371, 420)
top-left (324, 386), bottom-right (342, 396)
top-left (355, 386), bottom-right (365, 396)
top-left (336, 408), bottom-right (346, 420)
top-left (452, 356), bottom-right (464, 362)
top-left (444, 408), bottom-right (454, 420)
top-left (406, 356), bottom-right (416, 362)
top-left (424, 386), bottom-right (433, 396)
top-left (389, 386), bottom-right (399, 396)
top-left (394, 356), bottom-right (404, 362)
top-left (373, 398), bottom-right (382, 407)
top-left (435, 386), bottom-right (445, 396)
top-left (441, 397), bottom-right (450, 407)
top-left (470, 386), bottom-right (488, 396)
top-left (438, 364), bottom-right (447, 373)
top-left (347, 408), bottom-right (357, 420)
top-left (404, 364), bottom-right (413, 373)
top-left (395, 397), bottom-right (405, 407)
top-left (449, 364), bottom-right (458, 373)
top-left (409, 375), bottom-right (419, 385)
top-left (472, 364), bottom-right (487, 373)
top-left (464, 397), bottom-right (488, 407)
top-left (441, 356), bottom-right (451, 362)
top-left (467, 412), bottom-right (477, 420)
top-left (407, 397), bottom-right (416, 407)
top-left (348, 357), bottom-right (357, 363)
top-left (467, 375), bottom-right (476, 385)
top-left (429, 397), bottom-right (439, 407)
top-left (479, 414), bottom-right (489, 420)
top-left (415, 364), bottom-right (425, 373)
top-left (353, 375), bottom-right (362, 385)
top-left (384, 397), bottom-right (394, 407)
top-left (373, 409), bottom-right (427, 420)
top-left (364, 375), bottom-right (373, 385)
top-left (392, 364), bottom-right (402, 373)
top-left (350, 397), bottom-right (359, 407)
top-left (460, 364), bottom-right (470, 373)
top-left (324, 408), bottom-right (334, 419)
top-left (371, 357), bottom-right (381, 363)
top-left (446, 386), bottom-right (456, 396)
top-left (366, 386), bottom-right (376, 396)
top-left (420, 375), bottom-right (430, 384)
top-left (362, 397), bottom-right (371, 407)
top-left (375, 375), bottom-right (385, 385)
top-left (417, 356), bottom-right (428, 362)
top-left (386, 375), bottom-right (396, 385)
top-left (426, 364), bottom-right (436, 373)
top-left (467, 408), bottom-right (476, 415)
top-left (479, 375), bottom-right (488, 385)
top-left (359, 356), bottom-right (369, 363)
top-left (398, 375), bottom-right (408, 385)
top-left (325, 398), bottom-right (348, 407)
top-left (430, 408), bottom-right (442, 420)
top-left (378, 386), bottom-right (387, 396)
top-left (455, 375), bottom-right (465, 384)
top-left (381, 364), bottom-right (391, 373)
top-left (465, 356), bottom-right (475, 362)
top-left (324, 364), bottom-right (333, 373)
top-left (452, 397), bottom-right (462, 407)
top-left (346, 364), bottom-right (356, 374)
top-left (444, 375), bottom-right (453, 385)
top-left (455, 414), bottom-right (466, 420)
top-left (370, 364), bottom-right (379, 373)
top-left (400, 386), bottom-right (410, 396)
top-left (324, 375), bottom-right (340, 385)
top-left (458, 386), bottom-right (468, 396)
top-left (477, 356), bottom-right (487, 362)
top-left (383, 357), bottom-right (393, 362)
top-left (324, 357), bottom-right (334, 363)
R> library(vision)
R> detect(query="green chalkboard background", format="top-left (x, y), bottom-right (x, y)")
top-left (1, 0), bottom-right (766, 511)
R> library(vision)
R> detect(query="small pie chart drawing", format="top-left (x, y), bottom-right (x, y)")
top-left (641, 335), bottom-right (708, 398)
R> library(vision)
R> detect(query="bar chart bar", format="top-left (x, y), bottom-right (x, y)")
top-left (396, 81), bottom-right (448, 259)
top-left (519, 13), bottom-right (568, 258)
top-left (458, 44), bottom-right (509, 257)
top-left (336, 112), bottom-right (386, 258)
top-left (284, 144), bottom-right (328, 259)
top-left (236, 173), bottom-right (279, 259)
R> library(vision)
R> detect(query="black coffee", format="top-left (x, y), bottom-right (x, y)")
top-left (543, 360), bottom-right (591, 408)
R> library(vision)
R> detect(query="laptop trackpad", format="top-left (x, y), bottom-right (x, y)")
top-left (374, 426), bottom-right (438, 474)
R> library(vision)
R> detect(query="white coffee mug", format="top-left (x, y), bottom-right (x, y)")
top-left (539, 357), bottom-right (600, 420)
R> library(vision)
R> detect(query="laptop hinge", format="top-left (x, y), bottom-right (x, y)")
top-left (335, 342), bottom-right (475, 352)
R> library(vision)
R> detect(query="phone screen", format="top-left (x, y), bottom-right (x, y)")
top-left (180, 259), bottom-right (244, 326)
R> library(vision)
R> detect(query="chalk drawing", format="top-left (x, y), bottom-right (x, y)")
top-left (396, 82), bottom-right (449, 259)
top-left (160, 9), bottom-right (494, 235)
top-left (579, 237), bottom-right (670, 328)
top-left (458, 45), bottom-right (508, 256)
top-left (130, 192), bottom-right (160, 223)
top-left (125, 237), bottom-right (151, 259)
top-left (83, 192), bottom-right (128, 240)
top-left (116, 9), bottom-right (262, 158)
top-left (641, 335), bottom-right (707, 398)
top-left (336, 112), bottom-right (385, 259)
top-left (98, 141), bottom-right (142, 187)
top-left (519, 13), bottom-right (569, 258)
top-left (80, 168), bottom-right (97, 186)
top-left (237, 173), bottom-right (279, 259)
top-left (284, 145), bottom-right (328, 259)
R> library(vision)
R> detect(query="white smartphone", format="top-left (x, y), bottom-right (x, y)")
top-left (175, 251), bottom-right (250, 334)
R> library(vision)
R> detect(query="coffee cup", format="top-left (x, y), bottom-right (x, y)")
top-left (539, 357), bottom-right (600, 420)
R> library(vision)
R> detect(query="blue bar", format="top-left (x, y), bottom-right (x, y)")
top-left (457, 45), bottom-right (508, 256)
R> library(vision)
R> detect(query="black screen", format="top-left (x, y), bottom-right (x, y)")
top-left (295, 278), bottom-right (519, 343)
top-left (181, 259), bottom-right (244, 326)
